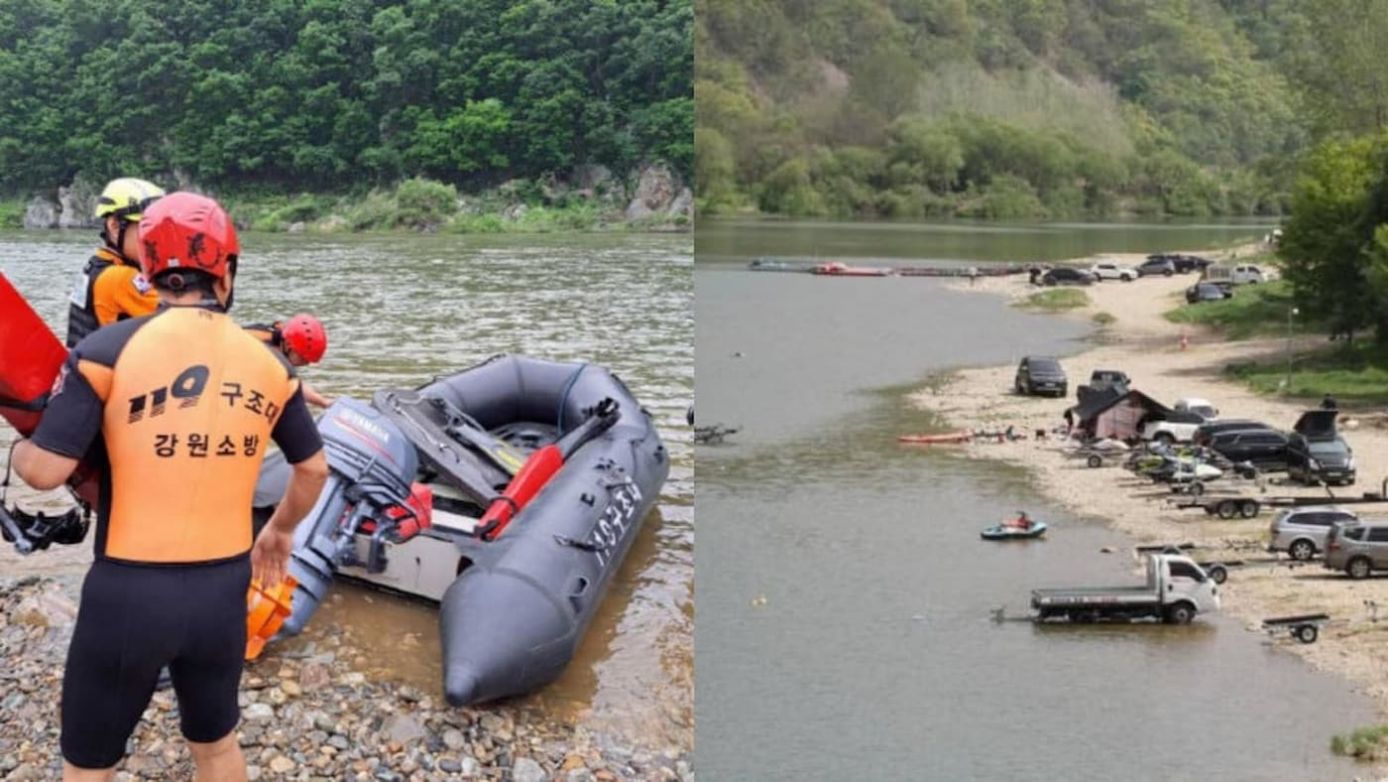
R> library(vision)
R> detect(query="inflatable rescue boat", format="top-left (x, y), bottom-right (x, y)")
top-left (251, 354), bottom-right (669, 705)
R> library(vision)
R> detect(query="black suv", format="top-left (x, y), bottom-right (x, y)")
top-left (1041, 267), bottom-right (1094, 286)
top-left (1185, 282), bottom-right (1231, 304)
top-left (1015, 356), bottom-right (1067, 397)
top-left (1193, 419), bottom-right (1275, 446)
top-left (1209, 429), bottom-right (1290, 471)
top-left (1287, 410), bottom-right (1356, 486)
top-left (1150, 253), bottom-right (1214, 274)
top-left (1136, 257), bottom-right (1176, 277)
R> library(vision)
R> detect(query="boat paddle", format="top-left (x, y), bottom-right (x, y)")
top-left (428, 397), bottom-right (527, 475)
top-left (475, 398), bottom-right (621, 541)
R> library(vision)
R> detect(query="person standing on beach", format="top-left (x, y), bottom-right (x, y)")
top-left (11, 192), bottom-right (328, 781)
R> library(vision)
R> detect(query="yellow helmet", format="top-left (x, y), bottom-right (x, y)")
top-left (94, 178), bottom-right (165, 222)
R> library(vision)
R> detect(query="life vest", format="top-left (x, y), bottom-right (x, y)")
top-left (67, 306), bottom-right (301, 564)
top-left (66, 248), bottom-right (157, 347)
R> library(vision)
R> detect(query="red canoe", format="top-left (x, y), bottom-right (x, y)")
top-left (899, 432), bottom-right (974, 444)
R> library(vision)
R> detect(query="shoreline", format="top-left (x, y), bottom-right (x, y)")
top-left (910, 246), bottom-right (1388, 769)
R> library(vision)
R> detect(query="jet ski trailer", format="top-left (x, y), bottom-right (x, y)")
top-left (252, 355), bottom-right (669, 705)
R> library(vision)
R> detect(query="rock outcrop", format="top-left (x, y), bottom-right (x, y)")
top-left (624, 164), bottom-right (679, 221)
top-left (22, 196), bottom-right (57, 229)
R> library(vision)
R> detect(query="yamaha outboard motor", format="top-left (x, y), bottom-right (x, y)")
top-left (277, 399), bottom-right (418, 635)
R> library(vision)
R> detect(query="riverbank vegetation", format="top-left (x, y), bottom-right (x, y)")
top-left (0, 0), bottom-right (691, 229)
top-left (1164, 278), bottom-right (1304, 340)
top-left (696, 0), bottom-right (1318, 218)
top-left (1019, 289), bottom-right (1088, 311)
top-left (1331, 724), bottom-right (1388, 761)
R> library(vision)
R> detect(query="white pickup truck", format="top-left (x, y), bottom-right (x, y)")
top-left (1140, 397), bottom-right (1219, 444)
top-left (1031, 553), bottom-right (1221, 624)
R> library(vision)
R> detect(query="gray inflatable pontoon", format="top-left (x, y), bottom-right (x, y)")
top-left (253, 354), bottom-right (669, 705)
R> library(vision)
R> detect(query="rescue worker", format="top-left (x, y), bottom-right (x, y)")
top-left (12, 192), bottom-right (329, 781)
top-left (65, 178), bottom-right (165, 347)
top-left (244, 314), bottom-right (332, 407)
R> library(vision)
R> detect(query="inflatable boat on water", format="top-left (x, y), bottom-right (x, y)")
top-left (251, 354), bottom-right (669, 705)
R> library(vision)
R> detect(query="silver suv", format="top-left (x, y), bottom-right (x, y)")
top-left (1324, 521), bottom-right (1388, 578)
top-left (1268, 506), bottom-right (1359, 561)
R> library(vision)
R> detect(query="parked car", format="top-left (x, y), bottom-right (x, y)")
top-left (1209, 428), bottom-right (1290, 471)
top-left (1185, 282), bottom-right (1232, 304)
top-left (1192, 419), bottom-right (1275, 447)
top-left (1090, 261), bottom-right (1138, 282)
top-left (1287, 410), bottom-right (1356, 486)
top-left (1015, 356), bottom-right (1068, 397)
top-left (1173, 397), bottom-right (1219, 419)
top-left (1041, 267), bottom-right (1095, 286)
top-left (1146, 253), bottom-right (1213, 274)
top-left (1268, 505), bottom-right (1359, 561)
top-left (1088, 369), bottom-right (1131, 393)
top-left (1136, 257), bottom-right (1176, 277)
top-left (1141, 398), bottom-right (1218, 444)
top-left (1172, 255), bottom-right (1214, 274)
top-left (1231, 264), bottom-right (1266, 285)
top-left (1324, 521), bottom-right (1388, 578)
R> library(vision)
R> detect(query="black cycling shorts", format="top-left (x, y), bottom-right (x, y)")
top-left (60, 556), bottom-right (251, 769)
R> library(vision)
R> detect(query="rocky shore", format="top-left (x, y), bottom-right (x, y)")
top-left (0, 576), bottom-right (692, 781)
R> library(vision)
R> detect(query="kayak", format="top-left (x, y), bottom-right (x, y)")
top-left (251, 354), bottom-right (668, 706)
top-left (981, 522), bottom-right (1048, 540)
top-left (899, 432), bottom-right (973, 444)
top-left (0, 272), bottom-right (67, 435)
top-left (813, 261), bottom-right (893, 277)
top-left (0, 273), bottom-right (100, 507)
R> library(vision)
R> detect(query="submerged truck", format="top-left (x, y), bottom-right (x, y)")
top-left (1031, 554), bottom-right (1220, 624)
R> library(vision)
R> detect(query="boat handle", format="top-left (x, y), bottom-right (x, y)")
top-left (568, 576), bottom-right (590, 612)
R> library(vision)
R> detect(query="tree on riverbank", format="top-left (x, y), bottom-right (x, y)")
top-left (1280, 133), bottom-right (1388, 344)
top-left (0, 0), bottom-right (690, 198)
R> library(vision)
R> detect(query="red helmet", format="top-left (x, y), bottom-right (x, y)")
top-left (282, 314), bottom-right (327, 363)
top-left (137, 192), bottom-right (239, 282)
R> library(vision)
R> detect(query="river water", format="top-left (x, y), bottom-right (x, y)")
top-left (0, 229), bottom-right (692, 748)
top-left (696, 219), bottom-right (1375, 780)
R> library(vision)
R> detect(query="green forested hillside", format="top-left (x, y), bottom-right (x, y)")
top-left (0, 0), bottom-right (691, 195)
top-left (696, 0), bottom-right (1323, 218)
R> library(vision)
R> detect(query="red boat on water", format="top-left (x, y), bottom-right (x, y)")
top-left (813, 261), bottom-right (894, 277)
top-left (899, 432), bottom-right (974, 445)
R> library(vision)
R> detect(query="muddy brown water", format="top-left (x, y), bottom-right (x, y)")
top-left (0, 229), bottom-right (692, 748)
top-left (696, 219), bottom-right (1376, 780)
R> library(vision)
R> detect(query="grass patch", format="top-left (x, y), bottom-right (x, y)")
top-left (1019, 288), bottom-right (1089, 311)
top-left (0, 197), bottom-right (26, 228)
top-left (1331, 724), bottom-right (1388, 760)
top-left (1164, 279), bottom-right (1313, 340)
top-left (1226, 341), bottom-right (1388, 404)
top-left (1092, 311), bottom-right (1116, 326)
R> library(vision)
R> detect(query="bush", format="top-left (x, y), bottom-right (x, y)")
top-left (395, 178), bottom-right (458, 228)
top-left (1331, 724), bottom-right (1388, 759)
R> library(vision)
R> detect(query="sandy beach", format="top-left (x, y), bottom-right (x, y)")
top-left (911, 248), bottom-right (1388, 766)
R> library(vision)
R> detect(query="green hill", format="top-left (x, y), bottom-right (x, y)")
top-left (696, 0), bottom-right (1313, 219)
